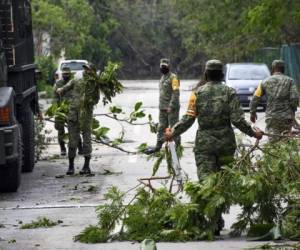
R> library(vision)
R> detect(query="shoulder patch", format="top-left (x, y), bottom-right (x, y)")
top-left (172, 78), bottom-right (180, 91)
top-left (186, 92), bottom-right (197, 117)
top-left (254, 82), bottom-right (263, 97)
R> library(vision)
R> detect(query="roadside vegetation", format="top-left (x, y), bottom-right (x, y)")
top-left (32, 0), bottom-right (300, 79)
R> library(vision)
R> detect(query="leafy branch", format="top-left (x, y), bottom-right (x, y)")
top-left (75, 138), bottom-right (300, 243)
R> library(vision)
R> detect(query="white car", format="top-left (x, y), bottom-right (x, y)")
top-left (55, 59), bottom-right (88, 80)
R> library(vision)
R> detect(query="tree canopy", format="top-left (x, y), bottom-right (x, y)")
top-left (32, 0), bottom-right (300, 78)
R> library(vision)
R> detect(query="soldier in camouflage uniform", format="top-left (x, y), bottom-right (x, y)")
top-left (145, 58), bottom-right (181, 154)
top-left (56, 64), bottom-right (97, 175)
top-left (53, 67), bottom-right (82, 156)
top-left (165, 60), bottom-right (263, 235)
top-left (250, 60), bottom-right (299, 143)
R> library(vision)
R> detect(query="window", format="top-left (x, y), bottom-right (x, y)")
top-left (229, 65), bottom-right (269, 80)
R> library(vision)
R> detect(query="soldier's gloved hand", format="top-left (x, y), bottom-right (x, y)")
top-left (253, 127), bottom-right (264, 140)
top-left (164, 128), bottom-right (173, 141)
top-left (56, 88), bottom-right (63, 96)
top-left (250, 113), bottom-right (257, 123)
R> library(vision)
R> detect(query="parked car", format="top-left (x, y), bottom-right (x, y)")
top-left (224, 63), bottom-right (270, 109)
top-left (55, 59), bottom-right (88, 80)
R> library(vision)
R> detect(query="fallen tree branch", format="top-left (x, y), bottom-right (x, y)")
top-left (94, 113), bottom-right (150, 126)
top-left (44, 118), bottom-right (137, 154)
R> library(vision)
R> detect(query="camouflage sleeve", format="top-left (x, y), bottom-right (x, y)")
top-left (53, 83), bottom-right (60, 103)
top-left (172, 92), bottom-right (197, 137)
top-left (229, 89), bottom-right (255, 137)
top-left (289, 79), bottom-right (299, 112)
top-left (169, 76), bottom-right (180, 110)
top-left (59, 79), bottom-right (74, 95)
top-left (250, 81), bottom-right (264, 115)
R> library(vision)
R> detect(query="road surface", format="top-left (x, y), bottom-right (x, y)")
top-left (0, 80), bottom-right (286, 250)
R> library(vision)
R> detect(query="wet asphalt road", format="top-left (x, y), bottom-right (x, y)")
top-left (0, 80), bottom-right (275, 250)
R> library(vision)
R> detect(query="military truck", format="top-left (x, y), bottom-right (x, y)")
top-left (0, 0), bottom-right (37, 192)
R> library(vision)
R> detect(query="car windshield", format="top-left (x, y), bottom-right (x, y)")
top-left (60, 62), bottom-right (86, 71)
top-left (228, 65), bottom-right (269, 80)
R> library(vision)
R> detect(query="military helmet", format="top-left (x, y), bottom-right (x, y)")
top-left (62, 66), bottom-right (71, 74)
top-left (82, 63), bottom-right (96, 72)
top-left (272, 59), bottom-right (285, 68)
top-left (205, 59), bottom-right (223, 71)
top-left (160, 58), bottom-right (170, 67)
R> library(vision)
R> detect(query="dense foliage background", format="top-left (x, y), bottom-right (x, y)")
top-left (32, 0), bottom-right (300, 79)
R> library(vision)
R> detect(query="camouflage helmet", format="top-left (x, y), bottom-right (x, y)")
top-left (82, 63), bottom-right (96, 72)
top-left (205, 59), bottom-right (223, 71)
top-left (160, 58), bottom-right (170, 68)
top-left (272, 59), bottom-right (285, 68)
top-left (62, 66), bottom-right (71, 74)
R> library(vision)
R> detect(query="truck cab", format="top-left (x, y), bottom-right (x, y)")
top-left (0, 0), bottom-right (37, 192)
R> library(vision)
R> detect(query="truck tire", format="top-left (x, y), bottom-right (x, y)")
top-left (0, 131), bottom-right (22, 192)
top-left (22, 107), bottom-right (35, 172)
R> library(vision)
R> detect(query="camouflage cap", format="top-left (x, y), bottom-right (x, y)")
top-left (205, 59), bottom-right (223, 71)
top-left (62, 67), bottom-right (71, 74)
top-left (272, 59), bottom-right (285, 68)
top-left (160, 58), bottom-right (170, 67)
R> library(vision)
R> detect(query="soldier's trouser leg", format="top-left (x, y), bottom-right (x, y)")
top-left (68, 110), bottom-right (80, 158)
top-left (156, 110), bottom-right (169, 148)
top-left (194, 148), bottom-right (234, 234)
top-left (194, 149), bottom-right (235, 180)
top-left (77, 136), bottom-right (83, 155)
top-left (168, 109), bottom-right (180, 147)
top-left (266, 119), bottom-right (293, 143)
top-left (55, 119), bottom-right (65, 143)
top-left (80, 109), bottom-right (93, 158)
top-left (55, 119), bottom-right (66, 155)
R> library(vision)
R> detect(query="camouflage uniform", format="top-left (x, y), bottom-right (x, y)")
top-left (58, 78), bottom-right (93, 159)
top-left (53, 79), bottom-right (71, 145)
top-left (250, 60), bottom-right (299, 143)
top-left (172, 60), bottom-right (255, 180)
top-left (156, 59), bottom-right (181, 147)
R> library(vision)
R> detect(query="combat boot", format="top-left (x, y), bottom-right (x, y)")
top-left (59, 141), bottom-right (67, 156)
top-left (66, 157), bottom-right (75, 175)
top-left (77, 138), bottom-right (83, 155)
top-left (80, 156), bottom-right (91, 175)
top-left (143, 142), bottom-right (163, 155)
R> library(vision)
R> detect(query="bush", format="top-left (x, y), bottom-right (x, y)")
top-left (35, 55), bottom-right (57, 85)
top-left (35, 55), bottom-right (57, 98)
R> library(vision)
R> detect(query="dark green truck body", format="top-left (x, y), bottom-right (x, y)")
top-left (0, 0), bottom-right (37, 192)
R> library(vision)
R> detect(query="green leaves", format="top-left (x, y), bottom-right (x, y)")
top-left (45, 101), bottom-right (69, 123)
top-left (76, 137), bottom-right (300, 243)
top-left (137, 143), bottom-right (148, 153)
top-left (129, 102), bottom-right (146, 123)
top-left (20, 217), bottom-right (63, 229)
top-left (93, 127), bottom-right (110, 140)
top-left (134, 102), bottom-right (143, 111)
top-left (109, 105), bottom-right (122, 114)
top-left (97, 186), bottom-right (124, 231)
top-left (99, 62), bottom-right (124, 105)
top-left (74, 226), bottom-right (109, 243)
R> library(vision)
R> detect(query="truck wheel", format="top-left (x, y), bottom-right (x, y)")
top-left (0, 130), bottom-right (22, 192)
top-left (22, 107), bottom-right (35, 172)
